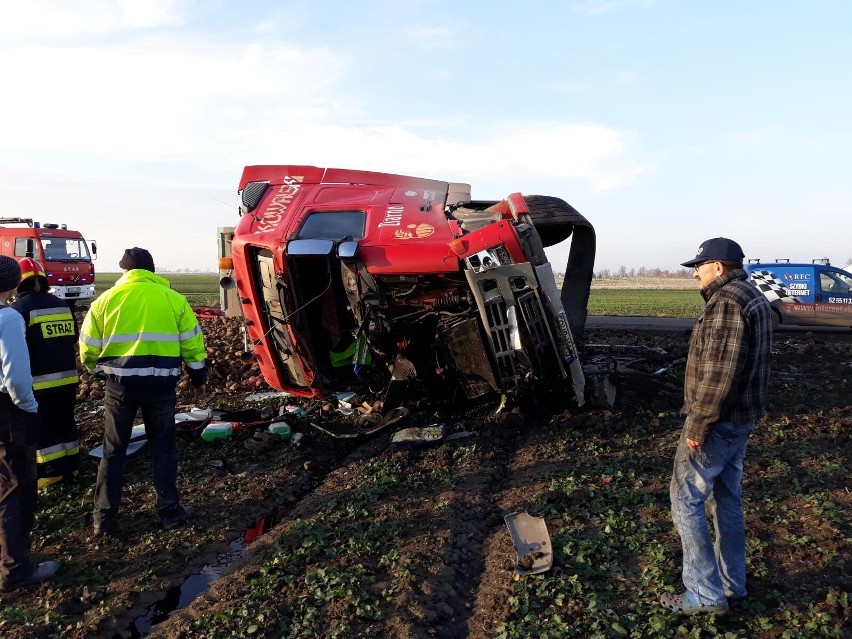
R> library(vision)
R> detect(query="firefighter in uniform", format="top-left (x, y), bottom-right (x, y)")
top-left (11, 258), bottom-right (80, 489)
top-left (79, 248), bottom-right (207, 534)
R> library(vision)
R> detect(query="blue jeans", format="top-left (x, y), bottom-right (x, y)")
top-left (93, 382), bottom-right (180, 527)
top-left (670, 420), bottom-right (753, 605)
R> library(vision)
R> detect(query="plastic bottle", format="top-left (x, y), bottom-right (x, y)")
top-left (200, 422), bottom-right (234, 442)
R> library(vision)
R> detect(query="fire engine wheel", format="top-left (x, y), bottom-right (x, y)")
top-left (523, 195), bottom-right (585, 247)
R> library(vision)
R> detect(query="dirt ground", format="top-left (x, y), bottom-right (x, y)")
top-left (1, 318), bottom-right (849, 639)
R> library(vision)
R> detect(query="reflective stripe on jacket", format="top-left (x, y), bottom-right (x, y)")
top-left (10, 292), bottom-right (80, 391)
top-left (36, 439), bottom-right (81, 464)
top-left (79, 269), bottom-right (207, 389)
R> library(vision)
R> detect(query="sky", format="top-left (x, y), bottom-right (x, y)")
top-left (1, 0), bottom-right (851, 274)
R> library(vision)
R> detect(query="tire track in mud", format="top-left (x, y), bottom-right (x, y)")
top-left (139, 432), bottom-right (399, 638)
top-left (139, 411), bottom-right (548, 639)
top-left (94, 434), bottom-right (376, 639)
top-left (376, 414), bottom-right (528, 639)
top-left (137, 406), bottom-right (573, 639)
top-left (461, 411), bottom-right (571, 639)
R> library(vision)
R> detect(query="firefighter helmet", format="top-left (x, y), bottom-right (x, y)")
top-left (17, 257), bottom-right (47, 281)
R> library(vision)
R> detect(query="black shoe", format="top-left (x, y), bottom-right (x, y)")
top-left (161, 506), bottom-right (193, 531)
top-left (1, 561), bottom-right (59, 592)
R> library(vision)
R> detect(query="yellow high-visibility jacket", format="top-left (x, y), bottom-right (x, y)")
top-left (79, 269), bottom-right (207, 389)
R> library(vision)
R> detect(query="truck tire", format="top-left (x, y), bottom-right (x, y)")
top-left (523, 195), bottom-right (585, 248)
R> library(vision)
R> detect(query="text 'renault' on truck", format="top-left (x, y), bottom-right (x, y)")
top-left (219, 166), bottom-right (607, 429)
top-left (0, 217), bottom-right (97, 305)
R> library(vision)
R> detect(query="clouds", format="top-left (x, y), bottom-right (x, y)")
top-left (0, 38), bottom-right (347, 161)
top-left (0, 0), bottom-right (184, 38)
top-left (0, 5), bottom-right (647, 199)
top-left (7, 2), bottom-right (847, 274)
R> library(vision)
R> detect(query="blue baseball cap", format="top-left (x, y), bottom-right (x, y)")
top-left (681, 237), bottom-right (745, 267)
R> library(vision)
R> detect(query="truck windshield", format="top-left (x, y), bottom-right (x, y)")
top-left (297, 211), bottom-right (366, 241)
top-left (41, 238), bottom-right (91, 261)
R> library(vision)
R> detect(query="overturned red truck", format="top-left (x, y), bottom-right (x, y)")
top-left (219, 166), bottom-right (599, 424)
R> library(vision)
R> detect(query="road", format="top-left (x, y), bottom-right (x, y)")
top-left (585, 315), bottom-right (851, 334)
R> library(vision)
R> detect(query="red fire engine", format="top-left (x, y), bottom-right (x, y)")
top-left (0, 217), bottom-right (97, 306)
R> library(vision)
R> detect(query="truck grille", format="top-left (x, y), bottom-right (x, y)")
top-left (517, 291), bottom-right (555, 374)
top-left (483, 296), bottom-right (518, 390)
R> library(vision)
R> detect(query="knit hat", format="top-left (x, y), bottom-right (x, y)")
top-left (119, 247), bottom-right (155, 272)
top-left (0, 255), bottom-right (22, 292)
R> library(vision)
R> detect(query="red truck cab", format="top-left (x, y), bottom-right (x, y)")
top-left (224, 166), bottom-right (596, 410)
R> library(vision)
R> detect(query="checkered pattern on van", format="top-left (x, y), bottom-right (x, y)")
top-left (749, 270), bottom-right (795, 303)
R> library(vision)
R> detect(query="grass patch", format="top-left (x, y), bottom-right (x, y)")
top-left (93, 272), bottom-right (220, 306)
top-left (587, 289), bottom-right (703, 318)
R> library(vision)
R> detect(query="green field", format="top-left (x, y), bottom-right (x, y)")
top-left (587, 288), bottom-right (702, 318)
top-left (94, 272), bottom-right (221, 307)
top-left (92, 273), bottom-right (703, 317)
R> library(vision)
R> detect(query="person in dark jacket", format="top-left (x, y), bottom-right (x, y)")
top-left (0, 255), bottom-right (58, 591)
top-left (11, 257), bottom-right (80, 489)
top-left (660, 238), bottom-right (773, 615)
top-left (80, 248), bottom-right (207, 535)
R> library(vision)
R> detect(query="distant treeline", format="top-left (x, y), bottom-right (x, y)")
top-left (595, 267), bottom-right (693, 279)
top-left (554, 267), bottom-right (693, 279)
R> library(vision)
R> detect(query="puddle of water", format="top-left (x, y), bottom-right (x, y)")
top-left (123, 508), bottom-right (285, 638)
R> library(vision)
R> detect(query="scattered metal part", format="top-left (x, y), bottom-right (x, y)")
top-left (586, 374), bottom-right (617, 409)
top-left (504, 510), bottom-right (552, 575)
top-left (390, 424), bottom-right (446, 449)
top-left (89, 424), bottom-right (147, 459)
top-left (652, 357), bottom-right (686, 377)
top-left (245, 391), bottom-right (294, 402)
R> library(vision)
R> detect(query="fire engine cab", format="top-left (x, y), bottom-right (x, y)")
top-left (0, 217), bottom-right (97, 304)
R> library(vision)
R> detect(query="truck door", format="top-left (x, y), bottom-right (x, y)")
top-left (815, 267), bottom-right (852, 327)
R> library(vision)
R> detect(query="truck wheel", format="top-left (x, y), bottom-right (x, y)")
top-left (523, 195), bottom-right (585, 247)
top-left (771, 309), bottom-right (781, 330)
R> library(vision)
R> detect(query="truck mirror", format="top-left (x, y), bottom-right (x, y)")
top-left (25, 238), bottom-right (35, 258)
top-left (337, 241), bottom-right (359, 259)
top-left (91, 241), bottom-right (97, 258)
top-left (286, 239), bottom-right (334, 256)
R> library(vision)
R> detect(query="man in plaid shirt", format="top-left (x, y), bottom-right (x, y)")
top-left (660, 238), bottom-right (773, 615)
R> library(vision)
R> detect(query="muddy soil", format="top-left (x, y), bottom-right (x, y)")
top-left (1, 319), bottom-right (849, 639)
